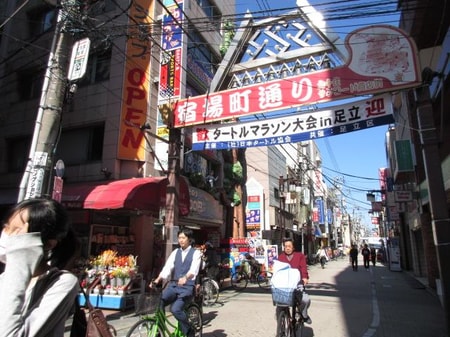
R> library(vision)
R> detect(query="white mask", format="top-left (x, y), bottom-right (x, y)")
top-left (0, 231), bottom-right (10, 264)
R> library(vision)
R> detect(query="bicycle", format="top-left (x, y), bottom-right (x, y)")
top-left (231, 257), bottom-right (273, 291)
top-left (127, 285), bottom-right (203, 337)
top-left (198, 271), bottom-right (220, 306)
top-left (272, 286), bottom-right (305, 337)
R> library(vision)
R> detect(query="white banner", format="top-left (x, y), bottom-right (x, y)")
top-left (192, 94), bottom-right (393, 150)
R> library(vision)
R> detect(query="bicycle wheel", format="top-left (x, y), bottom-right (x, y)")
top-left (126, 318), bottom-right (161, 337)
top-left (186, 303), bottom-right (203, 337)
top-left (257, 270), bottom-right (273, 290)
top-left (202, 278), bottom-right (219, 306)
top-left (231, 270), bottom-right (248, 291)
top-left (276, 308), bottom-right (292, 337)
top-left (294, 320), bottom-right (304, 337)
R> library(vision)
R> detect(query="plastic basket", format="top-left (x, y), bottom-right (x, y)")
top-left (271, 287), bottom-right (295, 306)
top-left (134, 291), bottom-right (161, 315)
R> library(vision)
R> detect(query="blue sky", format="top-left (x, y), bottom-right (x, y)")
top-left (234, 0), bottom-right (400, 229)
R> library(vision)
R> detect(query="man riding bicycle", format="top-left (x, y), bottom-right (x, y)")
top-left (150, 228), bottom-right (202, 337)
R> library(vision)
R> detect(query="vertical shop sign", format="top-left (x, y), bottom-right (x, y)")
top-left (246, 195), bottom-right (261, 231)
top-left (118, 0), bottom-right (152, 160)
top-left (155, 1), bottom-right (184, 171)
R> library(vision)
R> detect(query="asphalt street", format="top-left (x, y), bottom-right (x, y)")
top-left (66, 257), bottom-right (447, 337)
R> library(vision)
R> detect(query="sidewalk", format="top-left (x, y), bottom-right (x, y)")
top-left (65, 258), bottom-right (447, 337)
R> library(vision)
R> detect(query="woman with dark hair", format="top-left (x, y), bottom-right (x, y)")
top-left (0, 198), bottom-right (79, 337)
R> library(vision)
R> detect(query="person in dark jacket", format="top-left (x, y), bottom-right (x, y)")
top-left (349, 244), bottom-right (359, 271)
top-left (361, 244), bottom-right (371, 270)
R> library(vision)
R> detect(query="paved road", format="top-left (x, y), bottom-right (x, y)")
top-left (67, 258), bottom-right (447, 337)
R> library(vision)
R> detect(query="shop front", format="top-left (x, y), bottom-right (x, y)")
top-left (180, 185), bottom-right (223, 252)
top-left (61, 176), bottom-right (190, 309)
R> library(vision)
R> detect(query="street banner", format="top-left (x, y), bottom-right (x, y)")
top-left (173, 25), bottom-right (420, 128)
top-left (118, 0), bottom-right (152, 160)
top-left (191, 94), bottom-right (393, 150)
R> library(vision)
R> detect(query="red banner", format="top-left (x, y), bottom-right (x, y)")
top-left (173, 25), bottom-right (420, 128)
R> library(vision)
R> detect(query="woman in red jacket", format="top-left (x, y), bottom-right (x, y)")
top-left (277, 238), bottom-right (312, 324)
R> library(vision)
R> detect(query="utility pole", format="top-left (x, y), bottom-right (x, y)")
top-left (415, 84), bottom-right (450, 333)
top-left (164, 126), bottom-right (181, 260)
top-left (17, 0), bottom-right (73, 202)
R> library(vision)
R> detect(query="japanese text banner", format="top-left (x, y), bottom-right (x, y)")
top-left (192, 94), bottom-right (393, 151)
top-left (173, 25), bottom-right (419, 128)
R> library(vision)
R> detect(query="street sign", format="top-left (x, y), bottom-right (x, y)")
top-left (68, 38), bottom-right (90, 81)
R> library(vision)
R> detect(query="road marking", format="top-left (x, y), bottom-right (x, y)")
top-left (362, 268), bottom-right (380, 337)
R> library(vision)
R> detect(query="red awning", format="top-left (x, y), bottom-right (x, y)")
top-left (61, 177), bottom-right (190, 215)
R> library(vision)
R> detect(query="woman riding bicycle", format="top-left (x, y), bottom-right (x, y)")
top-left (277, 238), bottom-right (312, 324)
top-left (150, 228), bottom-right (202, 337)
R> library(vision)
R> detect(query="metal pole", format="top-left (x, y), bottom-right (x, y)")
top-left (18, 1), bottom-right (72, 201)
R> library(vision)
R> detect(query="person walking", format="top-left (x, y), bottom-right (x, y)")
top-left (0, 198), bottom-right (79, 337)
top-left (150, 228), bottom-right (202, 337)
top-left (361, 244), bottom-right (371, 270)
top-left (277, 238), bottom-right (312, 324)
top-left (370, 247), bottom-right (377, 266)
top-left (349, 244), bottom-right (359, 271)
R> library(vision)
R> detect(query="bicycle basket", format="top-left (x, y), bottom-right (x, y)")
top-left (134, 291), bottom-right (161, 315)
top-left (271, 287), bottom-right (295, 306)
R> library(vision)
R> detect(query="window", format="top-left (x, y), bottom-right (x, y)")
top-left (18, 67), bottom-right (45, 100)
top-left (187, 28), bottom-right (218, 76)
top-left (78, 47), bottom-right (112, 86)
top-left (27, 7), bottom-right (56, 37)
top-left (195, 0), bottom-right (221, 21)
top-left (6, 136), bottom-right (30, 173)
top-left (55, 124), bottom-right (104, 165)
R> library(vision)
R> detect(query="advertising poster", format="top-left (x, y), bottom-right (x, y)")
top-left (267, 245), bottom-right (278, 272)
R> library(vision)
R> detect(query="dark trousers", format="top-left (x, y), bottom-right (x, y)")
top-left (160, 282), bottom-right (194, 335)
top-left (351, 258), bottom-right (358, 270)
top-left (363, 257), bottom-right (370, 269)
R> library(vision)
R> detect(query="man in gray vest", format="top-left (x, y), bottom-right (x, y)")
top-left (151, 228), bottom-right (202, 337)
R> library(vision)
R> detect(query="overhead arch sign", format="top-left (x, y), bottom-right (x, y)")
top-left (173, 25), bottom-right (420, 128)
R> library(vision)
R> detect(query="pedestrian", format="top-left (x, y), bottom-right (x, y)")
top-left (349, 244), bottom-right (359, 271)
top-left (203, 241), bottom-right (219, 279)
top-left (361, 244), bottom-right (371, 270)
top-left (0, 198), bottom-right (80, 337)
top-left (316, 246), bottom-right (329, 268)
top-left (370, 247), bottom-right (377, 266)
top-left (150, 228), bottom-right (202, 337)
top-left (277, 238), bottom-right (312, 324)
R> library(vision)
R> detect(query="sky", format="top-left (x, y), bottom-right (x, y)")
top-left (234, 0), bottom-right (401, 230)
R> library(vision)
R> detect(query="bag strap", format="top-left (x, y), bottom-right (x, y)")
top-left (80, 277), bottom-right (100, 312)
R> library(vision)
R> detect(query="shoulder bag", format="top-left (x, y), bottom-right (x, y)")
top-left (72, 278), bottom-right (117, 337)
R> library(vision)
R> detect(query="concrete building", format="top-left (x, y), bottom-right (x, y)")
top-left (0, 0), bottom-right (235, 282)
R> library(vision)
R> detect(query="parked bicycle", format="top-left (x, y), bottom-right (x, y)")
top-left (272, 285), bottom-right (305, 337)
top-left (231, 254), bottom-right (272, 291)
top-left (198, 270), bottom-right (220, 306)
top-left (127, 285), bottom-right (203, 337)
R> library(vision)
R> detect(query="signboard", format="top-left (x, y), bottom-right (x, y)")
top-left (173, 25), bottom-right (420, 128)
top-left (155, 1), bottom-right (185, 171)
top-left (117, 0), bottom-right (152, 161)
top-left (192, 94), bottom-right (393, 150)
top-left (246, 195), bottom-right (262, 230)
top-left (68, 38), bottom-right (90, 81)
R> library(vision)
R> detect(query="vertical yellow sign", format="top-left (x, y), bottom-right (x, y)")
top-left (118, 0), bottom-right (153, 160)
